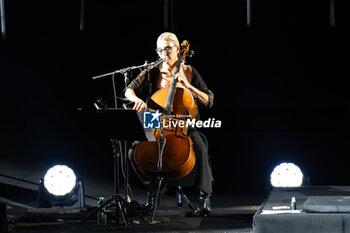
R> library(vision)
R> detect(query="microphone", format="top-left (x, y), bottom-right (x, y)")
top-left (147, 57), bottom-right (167, 70)
top-left (154, 56), bottom-right (168, 66)
top-left (159, 55), bottom-right (168, 62)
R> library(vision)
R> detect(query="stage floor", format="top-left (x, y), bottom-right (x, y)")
top-left (0, 161), bottom-right (264, 233)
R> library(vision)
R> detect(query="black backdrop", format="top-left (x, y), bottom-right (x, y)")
top-left (0, 0), bottom-right (348, 194)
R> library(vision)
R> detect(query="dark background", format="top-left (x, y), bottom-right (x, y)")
top-left (0, 0), bottom-right (348, 194)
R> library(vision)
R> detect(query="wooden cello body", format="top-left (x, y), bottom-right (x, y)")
top-left (133, 40), bottom-right (197, 181)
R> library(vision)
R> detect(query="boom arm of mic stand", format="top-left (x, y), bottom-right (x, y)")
top-left (92, 71), bottom-right (116, 80)
top-left (92, 59), bottom-right (164, 80)
top-left (92, 62), bottom-right (151, 80)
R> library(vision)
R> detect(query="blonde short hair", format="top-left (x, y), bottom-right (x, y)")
top-left (157, 32), bottom-right (180, 49)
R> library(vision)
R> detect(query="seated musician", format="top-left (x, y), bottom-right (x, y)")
top-left (124, 32), bottom-right (214, 216)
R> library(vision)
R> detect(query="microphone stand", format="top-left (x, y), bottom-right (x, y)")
top-left (85, 59), bottom-right (165, 227)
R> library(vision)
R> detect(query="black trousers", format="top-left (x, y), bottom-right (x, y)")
top-left (188, 128), bottom-right (213, 194)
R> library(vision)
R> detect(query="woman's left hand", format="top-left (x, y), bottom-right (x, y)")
top-left (175, 72), bottom-right (191, 89)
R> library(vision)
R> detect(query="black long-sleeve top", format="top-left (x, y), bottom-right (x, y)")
top-left (126, 65), bottom-right (214, 109)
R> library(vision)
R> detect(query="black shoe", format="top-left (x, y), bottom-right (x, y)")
top-left (186, 200), bottom-right (212, 217)
top-left (200, 197), bottom-right (212, 216)
top-left (142, 190), bottom-right (155, 210)
top-left (186, 191), bottom-right (212, 217)
top-left (199, 190), bottom-right (212, 216)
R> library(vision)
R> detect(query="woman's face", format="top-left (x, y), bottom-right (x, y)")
top-left (156, 40), bottom-right (179, 64)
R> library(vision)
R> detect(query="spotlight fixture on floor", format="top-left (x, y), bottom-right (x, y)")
top-left (38, 165), bottom-right (85, 208)
top-left (270, 162), bottom-right (303, 188)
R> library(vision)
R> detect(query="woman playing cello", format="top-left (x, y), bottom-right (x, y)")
top-left (124, 32), bottom-right (214, 216)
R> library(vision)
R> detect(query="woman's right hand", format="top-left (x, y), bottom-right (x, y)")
top-left (125, 88), bottom-right (147, 112)
top-left (133, 98), bottom-right (147, 112)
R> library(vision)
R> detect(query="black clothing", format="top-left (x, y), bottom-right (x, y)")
top-left (126, 65), bottom-right (214, 194)
top-left (127, 66), bottom-right (214, 110)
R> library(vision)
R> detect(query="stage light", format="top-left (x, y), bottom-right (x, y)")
top-left (38, 165), bottom-right (85, 208)
top-left (43, 165), bottom-right (76, 196)
top-left (270, 162), bottom-right (303, 188)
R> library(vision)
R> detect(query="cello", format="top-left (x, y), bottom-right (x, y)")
top-left (133, 40), bottom-right (197, 181)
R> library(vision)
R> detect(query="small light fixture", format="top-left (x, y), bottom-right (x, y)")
top-left (270, 162), bottom-right (303, 188)
top-left (38, 165), bottom-right (85, 208)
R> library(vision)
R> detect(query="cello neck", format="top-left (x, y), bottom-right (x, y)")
top-left (163, 40), bottom-right (190, 115)
top-left (163, 60), bottom-right (181, 115)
